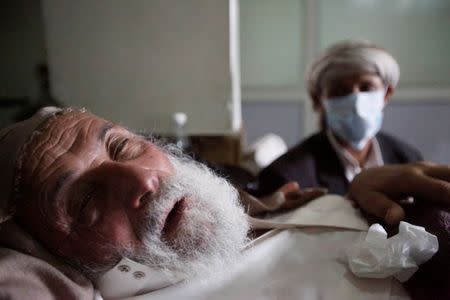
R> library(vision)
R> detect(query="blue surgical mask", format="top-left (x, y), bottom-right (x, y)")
top-left (323, 90), bottom-right (385, 150)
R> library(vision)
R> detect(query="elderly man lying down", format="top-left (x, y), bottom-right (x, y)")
top-left (0, 107), bottom-right (449, 300)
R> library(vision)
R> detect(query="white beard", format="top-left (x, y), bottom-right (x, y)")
top-left (116, 150), bottom-right (250, 279)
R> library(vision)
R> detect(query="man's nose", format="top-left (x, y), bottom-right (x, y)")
top-left (94, 162), bottom-right (165, 209)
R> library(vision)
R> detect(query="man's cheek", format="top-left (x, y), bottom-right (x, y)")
top-left (62, 232), bottom-right (121, 268)
top-left (69, 216), bottom-right (140, 261)
top-left (94, 214), bottom-right (141, 248)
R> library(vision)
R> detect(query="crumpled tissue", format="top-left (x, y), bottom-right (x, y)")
top-left (346, 221), bottom-right (438, 282)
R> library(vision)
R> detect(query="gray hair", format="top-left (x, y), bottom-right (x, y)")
top-left (306, 39), bottom-right (400, 109)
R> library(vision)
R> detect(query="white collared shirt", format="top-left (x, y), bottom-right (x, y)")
top-left (326, 130), bottom-right (384, 182)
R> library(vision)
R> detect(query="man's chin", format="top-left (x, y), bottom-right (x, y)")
top-left (166, 219), bottom-right (214, 258)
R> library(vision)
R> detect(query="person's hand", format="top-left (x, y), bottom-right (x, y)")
top-left (239, 181), bottom-right (327, 216)
top-left (348, 161), bottom-right (450, 225)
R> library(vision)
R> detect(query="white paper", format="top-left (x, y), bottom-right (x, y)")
top-left (346, 221), bottom-right (439, 282)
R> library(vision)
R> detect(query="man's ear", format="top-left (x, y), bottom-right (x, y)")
top-left (384, 85), bottom-right (395, 104)
top-left (312, 94), bottom-right (323, 112)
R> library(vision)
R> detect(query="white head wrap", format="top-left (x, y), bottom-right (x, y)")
top-left (0, 107), bottom-right (62, 223)
top-left (306, 39), bottom-right (400, 108)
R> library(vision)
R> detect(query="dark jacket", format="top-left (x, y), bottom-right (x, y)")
top-left (255, 131), bottom-right (423, 196)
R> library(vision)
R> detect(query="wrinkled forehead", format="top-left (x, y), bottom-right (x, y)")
top-left (46, 110), bottom-right (111, 135)
top-left (29, 110), bottom-right (111, 147)
top-left (19, 111), bottom-right (115, 177)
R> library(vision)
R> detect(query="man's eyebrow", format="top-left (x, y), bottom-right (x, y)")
top-left (99, 123), bottom-right (114, 142)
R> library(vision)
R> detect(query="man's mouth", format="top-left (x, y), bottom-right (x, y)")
top-left (161, 197), bottom-right (187, 242)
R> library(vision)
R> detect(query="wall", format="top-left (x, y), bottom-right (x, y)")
top-left (383, 100), bottom-right (450, 165)
top-left (42, 0), bottom-right (239, 135)
top-left (0, 0), bottom-right (47, 127)
top-left (0, 0), bottom-right (46, 99)
top-left (242, 101), bottom-right (304, 148)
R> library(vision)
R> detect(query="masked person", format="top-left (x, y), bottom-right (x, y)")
top-left (256, 39), bottom-right (423, 196)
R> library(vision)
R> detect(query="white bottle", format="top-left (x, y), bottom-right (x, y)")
top-left (172, 112), bottom-right (190, 151)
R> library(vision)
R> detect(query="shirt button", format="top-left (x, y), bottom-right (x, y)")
top-left (118, 265), bottom-right (131, 273)
top-left (133, 271), bottom-right (146, 279)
